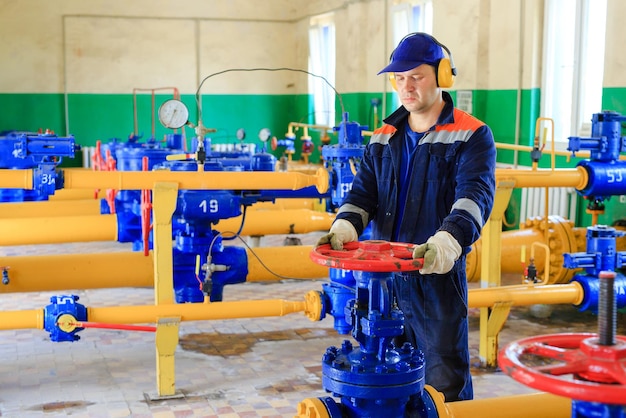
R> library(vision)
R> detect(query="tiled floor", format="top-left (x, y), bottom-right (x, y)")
top-left (0, 232), bottom-right (622, 417)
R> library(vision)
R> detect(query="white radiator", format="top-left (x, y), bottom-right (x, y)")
top-left (82, 146), bottom-right (97, 168)
top-left (520, 187), bottom-right (578, 221)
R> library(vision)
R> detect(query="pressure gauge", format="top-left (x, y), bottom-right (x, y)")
top-left (158, 99), bottom-right (189, 129)
top-left (259, 128), bottom-right (271, 142)
top-left (236, 128), bottom-right (246, 141)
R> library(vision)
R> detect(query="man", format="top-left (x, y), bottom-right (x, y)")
top-left (317, 32), bottom-right (496, 401)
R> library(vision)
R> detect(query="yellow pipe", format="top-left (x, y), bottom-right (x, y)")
top-left (217, 209), bottom-right (334, 236)
top-left (250, 198), bottom-right (319, 210)
top-left (65, 168), bottom-right (330, 193)
top-left (246, 246), bottom-right (329, 282)
top-left (49, 188), bottom-right (104, 200)
top-left (0, 199), bottom-right (102, 218)
top-left (425, 385), bottom-right (571, 418)
top-left (0, 169), bottom-right (32, 189)
top-left (495, 141), bottom-right (626, 162)
top-left (0, 168), bottom-right (330, 194)
top-left (468, 282), bottom-right (584, 308)
top-left (0, 207), bottom-right (331, 246)
top-left (0, 252), bottom-right (155, 293)
top-left (0, 214), bottom-right (117, 245)
top-left (0, 298), bottom-right (308, 331)
top-left (494, 166), bottom-right (588, 189)
top-left (0, 245), bottom-right (326, 293)
top-left (0, 246), bottom-right (584, 307)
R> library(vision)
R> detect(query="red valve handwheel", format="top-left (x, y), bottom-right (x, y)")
top-left (498, 332), bottom-right (626, 404)
top-left (310, 240), bottom-right (423, 272)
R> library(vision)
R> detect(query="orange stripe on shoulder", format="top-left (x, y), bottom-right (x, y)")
top-left (373, 124), bottom-right (397, 135)
top-left (436, 109), bottom-right (485, 132)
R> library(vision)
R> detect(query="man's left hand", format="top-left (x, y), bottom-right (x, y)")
top-left (412, 231), bottom-right (461, 274)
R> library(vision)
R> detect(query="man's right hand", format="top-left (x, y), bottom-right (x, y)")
top-left (316, 219), bottom-right (358, 250)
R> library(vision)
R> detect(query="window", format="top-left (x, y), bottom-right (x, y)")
top-left (309, 14), bottom-right (336, 127)
top-left (389, 1), bottom-right (433, 108)
top-left (541, 0), bottom-right (607, 147)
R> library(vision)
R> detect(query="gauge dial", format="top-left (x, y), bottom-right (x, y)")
top-left (258, 128), bottom-right (271, 142)
top-left (158, 99), bottom-right (189, 129)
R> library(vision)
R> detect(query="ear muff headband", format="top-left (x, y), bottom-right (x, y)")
top-left (388, 32), bottom-right (457, 89)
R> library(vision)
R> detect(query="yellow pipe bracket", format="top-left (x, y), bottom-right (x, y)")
top-left (479, 181), bottom-right (514, 368)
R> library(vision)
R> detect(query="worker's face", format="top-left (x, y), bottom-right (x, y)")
top-left (393, 64), bottom-right (440, 113)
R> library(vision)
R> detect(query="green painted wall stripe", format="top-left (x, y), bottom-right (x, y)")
top-left (2, 89), bottom-right (626, 226)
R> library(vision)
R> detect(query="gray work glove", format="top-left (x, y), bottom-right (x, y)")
top-left (412, 231), bottom-right (462, 274)
top-left (316, 219), bottom-right (358, 250)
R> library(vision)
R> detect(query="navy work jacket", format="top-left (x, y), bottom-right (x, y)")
top-left (336, 91), bottom-right (496, 253)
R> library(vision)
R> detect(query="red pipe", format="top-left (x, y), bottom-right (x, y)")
top-left (70, 321), bottom-right (157, 332)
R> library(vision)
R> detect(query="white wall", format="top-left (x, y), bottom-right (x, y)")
top-left (1, 0), bottom-right (624, 96)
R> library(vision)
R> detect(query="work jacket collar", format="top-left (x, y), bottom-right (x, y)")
top-left (382, 91), bottom-right (455, 131)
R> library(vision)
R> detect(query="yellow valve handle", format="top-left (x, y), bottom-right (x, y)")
top-left (166, 153), bottom-right (196, 161)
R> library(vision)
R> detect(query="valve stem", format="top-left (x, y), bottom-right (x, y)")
top-left (597, 270), bottom-right (616, 346)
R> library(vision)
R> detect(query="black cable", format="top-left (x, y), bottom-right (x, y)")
top-left (194, 67), bottom-right (346, 134)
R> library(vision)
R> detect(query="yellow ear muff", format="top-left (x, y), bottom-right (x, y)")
top-left (436, 58), bottom-right (454, 88)
top-left (385, 33), bottom-right (457, 90)
top-left (389, 73), bottom-right (398, 91)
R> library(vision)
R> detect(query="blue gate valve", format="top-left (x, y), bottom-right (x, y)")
top-left (568, 111), bottom-right (626, 209)
top-left (299, 240), bottom-right (434, 417)
top-left (563, 225), bottom-right (626, 313)
top-left (322, 112), bottom-right (368, 211)
top-left (0, 130), bottom-right (77, 200)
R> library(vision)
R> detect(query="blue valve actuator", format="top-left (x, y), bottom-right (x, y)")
top-left (43, 295), bottom-right (87, 342)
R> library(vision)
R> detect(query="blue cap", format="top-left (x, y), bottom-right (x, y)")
top-left (378, 33), bottom-right (444, 75)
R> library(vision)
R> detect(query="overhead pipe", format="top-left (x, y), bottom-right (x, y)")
top-left (0, 167), bottom-right (330, 194)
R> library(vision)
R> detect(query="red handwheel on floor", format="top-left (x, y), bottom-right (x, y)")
top-left (498, 332), bottom-right (626, 404)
